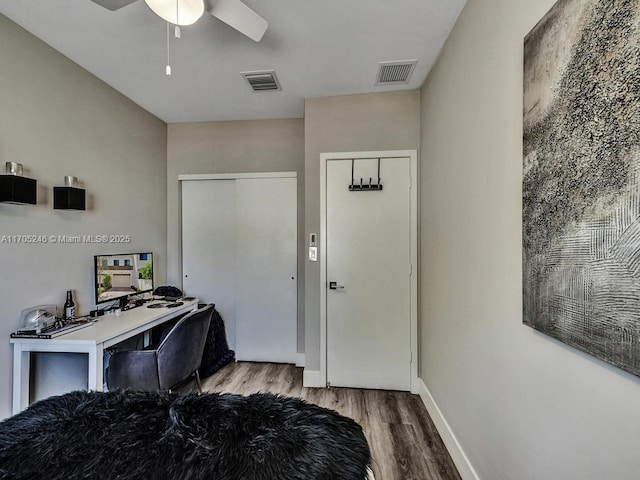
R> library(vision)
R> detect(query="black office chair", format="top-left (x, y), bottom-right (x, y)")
top-left (106, 304), bottom-right (214, 393)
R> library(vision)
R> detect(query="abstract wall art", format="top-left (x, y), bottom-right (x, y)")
top-left (523, 0), bottom-right (640, 376)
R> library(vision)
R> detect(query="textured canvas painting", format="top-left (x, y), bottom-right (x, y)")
top-left (523, 0), bottom-right (640, 375)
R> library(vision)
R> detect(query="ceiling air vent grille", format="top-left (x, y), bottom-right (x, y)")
top-left (375, 60), bottom-right (417, 86)
top-left (241, 70), bottom-right (281, 92)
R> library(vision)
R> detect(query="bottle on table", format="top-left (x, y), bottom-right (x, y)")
top-left (64, 290), bottom-right (75, 321)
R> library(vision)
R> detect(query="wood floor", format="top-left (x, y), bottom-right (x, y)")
top-left (200, 362), bottom-right (462, 480)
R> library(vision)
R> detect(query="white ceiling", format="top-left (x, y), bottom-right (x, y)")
top-left (0, 0), bottom-right (466, 123)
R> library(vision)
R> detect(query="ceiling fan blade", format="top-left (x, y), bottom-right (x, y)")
top-left (207, 0), bottom-right (268, 42)
top-left (90, 0), bottom-right (139, 11)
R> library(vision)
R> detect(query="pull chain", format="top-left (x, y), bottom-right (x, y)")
top-left (175, 0), bottom-right (181, 38)
top-left (166, 21), bottom-right (171, 76)
top-left (165, 1), bottom-right (183, 75)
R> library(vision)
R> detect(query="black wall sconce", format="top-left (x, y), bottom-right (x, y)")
top-left (54, 176), bottom-right (86, 210)
top-left (0, 162), bottom-right (37, 205)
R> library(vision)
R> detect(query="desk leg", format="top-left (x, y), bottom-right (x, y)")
top-left (12, 346), bottom-right (30, 415)
top-left (88, 345), bottom-right (104, 392)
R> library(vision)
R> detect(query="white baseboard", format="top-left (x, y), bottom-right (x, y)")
top-left (417, 378), bottom-right (480, 480)
top-left (302, 369), bottom-right (322, 388)
top-left (296, 353), bottom-right (305, 368)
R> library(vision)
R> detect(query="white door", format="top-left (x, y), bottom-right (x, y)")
top-left (181, 175), bottom-right (297, 363)
top-left (235, 178), bottom-right (298, 363)
top-left (182, 179), bottom-right (238, 349)
top-left (326, 157), bottom-right (411, 390)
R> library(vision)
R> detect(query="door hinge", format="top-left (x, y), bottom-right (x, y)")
top-left (409, 263), bottom-right (412, 276)
top-left (409, 351), bottom-right (413, 363)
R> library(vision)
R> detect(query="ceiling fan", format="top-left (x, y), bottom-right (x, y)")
top-left (90, 0), bottom-right (268, 42)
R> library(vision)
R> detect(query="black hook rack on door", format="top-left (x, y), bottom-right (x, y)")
top-left (348, 158), bottom-right (383, 191)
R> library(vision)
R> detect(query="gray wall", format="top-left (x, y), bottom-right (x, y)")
top-left (419, 0), bottom-right (640, 479)
top-left (0, 15), bottom-right (167, 418)
top-left (166, 119), bottom-right (305, 350)
top-left (304, 91), bottom-right (421, 371)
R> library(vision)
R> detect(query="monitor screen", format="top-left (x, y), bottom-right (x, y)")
top-left (94, 252), bottom-right (154, 305)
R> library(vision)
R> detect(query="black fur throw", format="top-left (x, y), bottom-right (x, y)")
top-left (199, 307), bottom-right (235, 379)
top-left (0, 390), bottom-right (371, 480)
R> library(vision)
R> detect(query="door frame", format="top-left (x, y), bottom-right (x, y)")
top-left (320, 150), bottom-right (418, 393)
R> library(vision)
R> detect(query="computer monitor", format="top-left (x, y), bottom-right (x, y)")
top-left (94, 252), bottom-right (154, 307)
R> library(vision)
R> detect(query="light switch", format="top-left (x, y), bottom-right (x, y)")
top-left (309, 246), bottom-right (318, 262)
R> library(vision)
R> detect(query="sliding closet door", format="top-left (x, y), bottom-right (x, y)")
top-left (235, 177), bottom-right (297, 363)
top-left (181, 174), bottom-right (297, 363)
top-left (182, 180), bottom-right (238, 349)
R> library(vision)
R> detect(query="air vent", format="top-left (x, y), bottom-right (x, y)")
top-left (241, 70), bottom-right (281, 92)
top-left (375, 60), bottom-right (417, 86)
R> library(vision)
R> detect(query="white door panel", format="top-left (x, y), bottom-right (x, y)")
top-left (235, 177), bottom-right (297, 363)
top-left (182, 180), bottom-right (237, 349)
top-left (326, 157), bottom-right (411, 391)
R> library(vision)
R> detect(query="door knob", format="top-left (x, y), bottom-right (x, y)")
top-left (329, 281), bottom-right (345, 290)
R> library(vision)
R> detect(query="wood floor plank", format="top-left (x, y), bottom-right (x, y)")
top-left (389, 423), bottom-right (434, 480)
top-left (201, 361), bottom-right (462, 480)
top-left (365, 422), bottom-right (397, 480)
top-left (405, 394), bottom-right (462, 479)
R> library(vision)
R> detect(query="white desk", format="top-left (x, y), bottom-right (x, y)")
top-left (10, 299), bottom-right (198, 414)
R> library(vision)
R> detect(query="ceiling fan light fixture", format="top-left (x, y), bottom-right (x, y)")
top-left (144, 0), bottom-right (204, 26)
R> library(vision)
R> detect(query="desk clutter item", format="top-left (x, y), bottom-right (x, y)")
top-left (153, 285), bottom-right (183, 298)
top-left (89, 309), bottom-right (106, 318)
top-left (146, 301), bottom-right (184, 309)
top-left (13, 304), bottom-right (93, 339)
top-left (0, 390), bottom-right (372, 480)
top-left (16, 305), bottom-right (57, 334)
top-left (11, 321), bottom-right (92, 339)
top-left (63, 290), bottom-right (75, 320)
